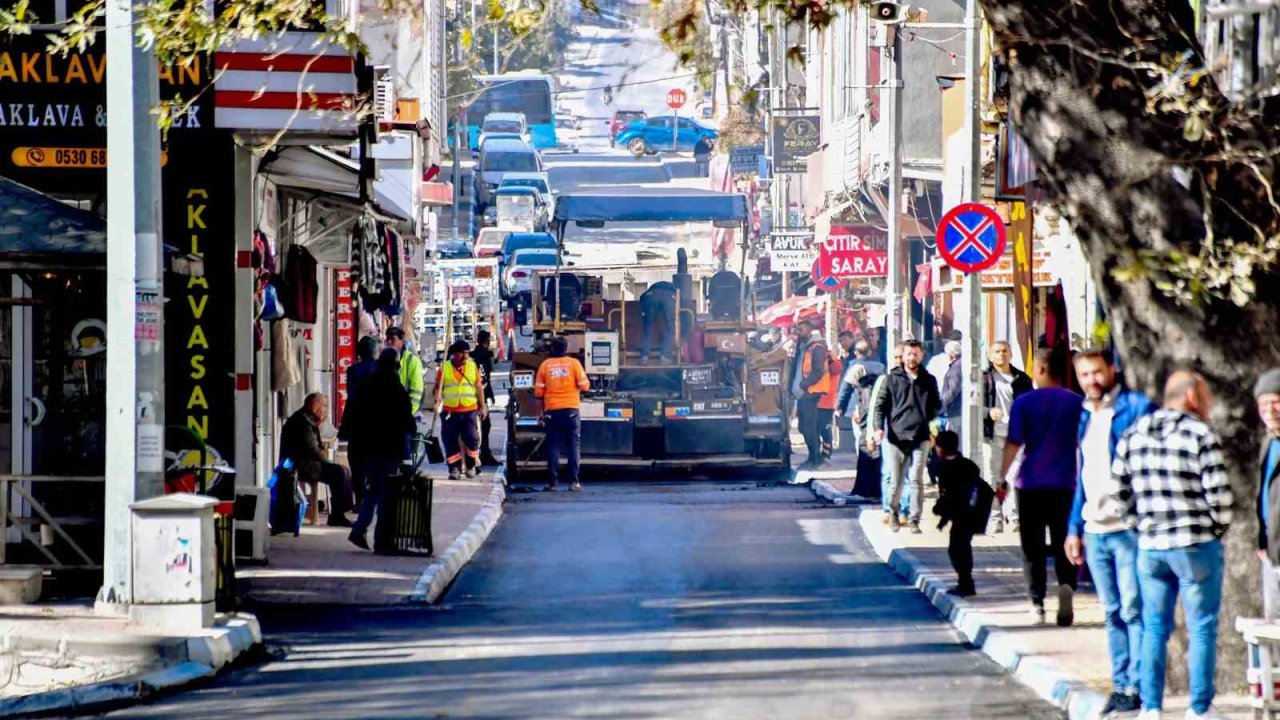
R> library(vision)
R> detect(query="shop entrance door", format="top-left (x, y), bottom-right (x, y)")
top-left (0, 272), bottom-right (106, 567)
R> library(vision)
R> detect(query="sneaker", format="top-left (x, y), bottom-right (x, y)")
top-left (1057, 584), bottom-right (1075, 627)
top-left (993, 519), bottom-right (1005, 534)
top-left (1137, 710), bottom-right (1162, 720)
top-left (544, 483), bottom-right (558, 492)
top-left (909, 520), bottom-right (922, 534)
top-left (890, 514), bottom-right (901, 532)
top-left (1030, 604), bottom-right (1046, 624)
top-left (946, 584), bottom-right (975, 598)
top-left (1185, 706), bottom-right (1229, 720)
top-left (347, 530), bottom-right (370, 551)
top-left (448, 469), bottom-right (461, 480)
top-left (1100, 691), bottom-right (1141, 717)
top-left (882, 512), bottom-right (892, 525)
top-left (465, 466), bottom-right (481, 478)
top-left (570, 482), bottom-right (582, 492)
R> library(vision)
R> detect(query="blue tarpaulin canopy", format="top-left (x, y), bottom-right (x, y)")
top-left (553, 187), bottom-right (749, 223)
top-left (0, 178), bottom-right (105, 263)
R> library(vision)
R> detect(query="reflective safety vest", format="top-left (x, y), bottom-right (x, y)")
top-left (801, 345), bottom-right (834, 397)
top-left (441, 359), bottom-right (480, 411)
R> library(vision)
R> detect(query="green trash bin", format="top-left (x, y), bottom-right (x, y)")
top-left (373, 437), bottom-right (435, 556)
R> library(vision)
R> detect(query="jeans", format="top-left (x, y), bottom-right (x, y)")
top-left (883, 440), bottom-right (929, 522)
top-left (981, 436), bottom-right (1017, 523)
top-left (880, 453), bottom-right (912, 515)
top-left (1085, 530), bottom-right (1143, 694)
top-left (545, 408), bottom-right (581, 486)
top-left (348, 448), bottom-right (369, 507)
top-left (351, 456), bottom-right (400, 535)
top-left (1015, 487), bottom-right (1077, 603)
top-left (319, 461), bottom-right (353, 518)
top-left (640, 291), bottom-right (676, 362)
top-left (1138, 538), bottom-right (1224, 714)
top-left (1263, 557), bottom-right (1280, 621)
top-left (796, 394), bottom-right (822, 464)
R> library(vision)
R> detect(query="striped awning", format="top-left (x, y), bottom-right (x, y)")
top-left (213, 31), bottom-right (360, 132)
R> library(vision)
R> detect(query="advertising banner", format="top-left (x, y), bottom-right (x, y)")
top-left (771, 115), bottom-right (821, 174)
top-left (768, 229), bottom-right (816, 271)
top-left (818, 225), bottom-right (889, 278)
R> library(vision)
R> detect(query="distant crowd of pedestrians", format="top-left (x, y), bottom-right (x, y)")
top-left (785, 322), bottom-right (1271, 720)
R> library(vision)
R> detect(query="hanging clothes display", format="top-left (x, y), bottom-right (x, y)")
top-left (271, 319), bottom-right (302, 392)
top-left (382, 225), bottom-right (403, 316)
top-left (352, 214), bottom-right (388, 307)
top-left (285, 245), bottom-right (319, 324)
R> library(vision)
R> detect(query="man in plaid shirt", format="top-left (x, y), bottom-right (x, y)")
top-left (1109, 371), bottom-right (1234, 720)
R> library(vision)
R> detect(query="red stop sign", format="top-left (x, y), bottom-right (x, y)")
top-left (666, 88), bottom-right (687, 109)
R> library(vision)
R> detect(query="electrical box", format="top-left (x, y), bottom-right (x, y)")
top-left (584, 331), bottom-right (619, 375)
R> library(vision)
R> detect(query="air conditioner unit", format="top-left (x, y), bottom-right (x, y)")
top-left (235, 486), bottom-right (271, 563)
top-left (373, 66), bottom-right (395, 127)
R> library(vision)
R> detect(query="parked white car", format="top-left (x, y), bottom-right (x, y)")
top-left (555, 114), bottom-right (581, 153)
top-left (502, 248), bottom-right (561, 298)
top-left (478, 112), bottom-right (531, 149)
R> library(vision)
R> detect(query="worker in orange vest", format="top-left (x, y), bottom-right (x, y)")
top-left (432, 340), bottom-right (487, 479)
top-left (791, 320), bottom-right (833, 470)
top-left (535, 336), bottom-right (590, 491)
top-left (818, 346), bottom-right (842, 460)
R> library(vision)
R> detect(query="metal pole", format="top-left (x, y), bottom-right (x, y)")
top-left (493, 25), bottom-right (499, 74)
top-left (452, 113), bottom-right (462, 241)
top-left (959, 0), bottom-right (984, 460)
top-left (100, 0), bottom-right (165, 610)
top-left (884, 25), bottom-right (903, 353)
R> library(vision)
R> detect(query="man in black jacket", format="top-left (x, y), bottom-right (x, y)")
top-left (472, 330), bottom-right (500, 466)
top-left (1255, 368), bottom-right (1280, 618)
top-left (871, 339), bottom-right (941, 532)
top-left (280, 393), bottom-right (352, 527)
top-left (982, 340), bottom-right (1034, 532)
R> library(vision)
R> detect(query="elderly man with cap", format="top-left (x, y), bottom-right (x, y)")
top-left (385, 326), bottom-right (425, 415)
top-left (1256, 368), bottom-right (1280, 619)
top-left (432, 340), bottom-right (487, 479)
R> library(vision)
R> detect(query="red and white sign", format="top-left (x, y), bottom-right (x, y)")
top-left (818, 225), bottom-right (889, 278)
top-left (666, 88), bottom-right (687, 109)
top-left (333, 269), bottom-right (356, 425)
top-left (937, 203), bottom-right (1007, 273)
top-left (810, 257), bottom-right (846, 293)
top-left (213, 31), bottom-right (359, 131)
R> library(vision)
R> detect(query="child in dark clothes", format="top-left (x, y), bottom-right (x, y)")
top-left (932, 430), bottom-right (993, 598)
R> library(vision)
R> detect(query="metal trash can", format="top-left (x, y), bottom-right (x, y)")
top-left (373, 471), bottom-right (434, 556)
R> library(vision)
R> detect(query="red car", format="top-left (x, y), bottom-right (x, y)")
top-left (609, 110), bottom-right (647, 148)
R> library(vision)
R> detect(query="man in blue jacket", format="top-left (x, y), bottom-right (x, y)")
top-left (1065, 348), bottom-right (1156, 718)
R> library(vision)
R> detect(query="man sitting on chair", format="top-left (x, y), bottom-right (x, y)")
top-left (280, 393), bottom-right (353, 527)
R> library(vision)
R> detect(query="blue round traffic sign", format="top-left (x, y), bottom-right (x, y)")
top-left (810, 257), bottom-right (845, 293)
top-left (937, 203), bottom-right (1006, 273)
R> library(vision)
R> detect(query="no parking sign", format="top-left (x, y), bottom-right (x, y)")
top-left (937, 203), bottom-right (1006, 273)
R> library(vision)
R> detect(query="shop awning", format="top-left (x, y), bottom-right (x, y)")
top-left (0, 178), bottom-right (105, 269)
top-left (260, 146), bottom-right (411, 223)
top-left (554, 187), bottom-right (750, 223)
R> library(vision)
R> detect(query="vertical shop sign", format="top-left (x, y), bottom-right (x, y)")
top-left (333, 268), bottom-right (355, 425)
top-left (1010, 201), bottom-right (1035, 363)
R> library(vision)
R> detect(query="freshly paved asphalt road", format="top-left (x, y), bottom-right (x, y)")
top-left (102, 482), bottom-right (1061, 719)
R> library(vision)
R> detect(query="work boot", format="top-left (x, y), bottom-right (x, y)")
top-left (448, 467), bottom-right (461, 480)
top-left (946, 584), bottom-right (975, 598)
top-left (347, 530), bottom-right (370, 551)
top-left (1057, 585), bottom-right (1075, 627)
top-left (570, 482), bottom-right (582, 492)
top-left (909, 520), bottom-right (922, 534)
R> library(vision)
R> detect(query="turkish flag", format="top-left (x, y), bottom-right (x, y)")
top-left (912, 263), bottom-right (932, 302)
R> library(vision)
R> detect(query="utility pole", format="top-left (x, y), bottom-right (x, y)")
top-left (959, 0), bottom-right (984, 460)
top-left (884, 21), bottom-right (904, 354)
top-left (100, 0), bottom-right (166, 610)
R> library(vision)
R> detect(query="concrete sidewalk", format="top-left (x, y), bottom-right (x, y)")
top-left (240, 406), bottom-right (510, 606)
top-left (809, 475), bottom-right (1255, 720)
top-left (0, 605), bottom-right (258, 717)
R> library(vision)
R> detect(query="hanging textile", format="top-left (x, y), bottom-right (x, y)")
top-left (285, 245), bottom-right (319, 324)
top-left (353, 214), bottom-right (389, 308)
top-left (271, 319), bottom-right (302, 392)
top-left (382, 225), bottom-right (403, 316)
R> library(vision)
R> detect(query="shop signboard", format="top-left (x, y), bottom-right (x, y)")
top-left (729, 144), bottom-right (764, 176)
top-left (770, 115), bottom-right (821, 174)
top-left (0, 33), bottom-right (240, 464)
top-left (768, 229), bottom-right (817, 272)
top-left (818, 225), bottom-right (889, 278)
top-left (333, 269), bottom-right (356, 425)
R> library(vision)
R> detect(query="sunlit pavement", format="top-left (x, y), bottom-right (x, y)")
top-left (103, 482), bottom-right (1061, 719)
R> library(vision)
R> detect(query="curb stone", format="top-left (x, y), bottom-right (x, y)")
top-left (812, 491), bottom-right (1108, 720)
top-left (0, 613), bottom-right (261, 719)
top-left (409, 467), bottom-right (507, 603)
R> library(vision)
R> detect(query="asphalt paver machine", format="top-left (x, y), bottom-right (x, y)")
top-left (504, 187), bottom-right (791, 482)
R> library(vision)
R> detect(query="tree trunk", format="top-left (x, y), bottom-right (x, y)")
top-left (978, 0), bottom-right (1280, 694)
